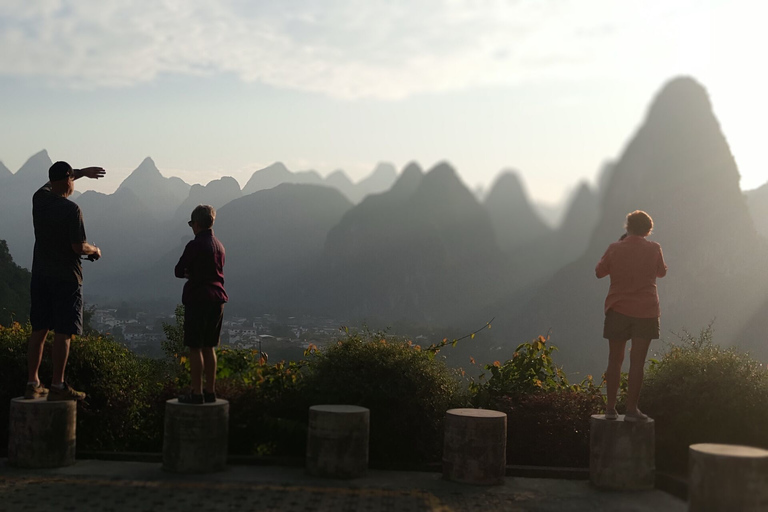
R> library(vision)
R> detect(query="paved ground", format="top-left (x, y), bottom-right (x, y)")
top-left (0, 460), bottom-right (685, 512)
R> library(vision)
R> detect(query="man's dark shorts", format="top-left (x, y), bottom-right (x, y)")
top-left (184, 302), bottom-right (224, 348)
top-left (30, 274), bottom-right (83, 335)
top-left (603, 309), bottom-right (660, 341)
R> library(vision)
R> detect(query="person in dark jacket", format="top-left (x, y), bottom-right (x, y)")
top-left (27, 161), bottom-right (105, 401)
top-left (174, 204), bottom-right (228, 404)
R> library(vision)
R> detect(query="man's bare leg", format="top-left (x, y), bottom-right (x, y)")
top-left (28, 329), bottom-right (49, 384)
top-left (188, 348), bottom-right (204, 394)
top-left (605, 339), bottom-right (627, 412)
top-left (51, 333), bottom-right (73, 386)
top-left (202, 347), bottom-right (217, 394)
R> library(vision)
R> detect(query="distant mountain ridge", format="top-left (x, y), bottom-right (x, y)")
top-left (242, 161), bottom-right (398, 203)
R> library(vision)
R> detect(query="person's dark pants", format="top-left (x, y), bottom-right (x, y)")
top-left (183, 302), bottom-right (224, 348)
top-left (30, 274), bottom-right (83, 336)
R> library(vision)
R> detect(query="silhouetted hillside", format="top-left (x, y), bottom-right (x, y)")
top-left (0, 162), bottom-right (11, 180)
top-left (213, 184), bottom-right (354, 312)
top-left (0, 240), bottom-right (31, 326)
top-left (495, 76), bottom-right (767, 376)
top-left (350, 162), bottom-right (398, 202)
top-left (484, 171), bottom-right (553, 254)
top-left (312, 162), bottom-right (507, 326)
top-left (0, 150), bottom-right (53, 269)
top-left (746, 181), bottom-right (768, 237)
top-left (241, 162), bottom-right (294, 195)
top-left (173, 176), bottom-right (242, 225)
top-left (92, 184), bottom-right (354, 310)
top-left (116, 157), bottom-right (189, 219)
top-left (325, 170), bottom-right (356, 202)
top-left (557, 182), bottom-right (600, 259)
top-left (76, 187), bottom-right (163, 280)
top-left (242, 161), bottom-right (398, 203)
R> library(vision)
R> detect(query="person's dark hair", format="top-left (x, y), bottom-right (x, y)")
top-left (191, 204), bottom-right (215, 229)
top-left (625, 210), bottom-right (653, 236)
top-left (49, 161), bottom-right (73, 182)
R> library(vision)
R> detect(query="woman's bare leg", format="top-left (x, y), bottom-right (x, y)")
top-left (626, 338), bottom-right (652, 413)
top-left (605, 339), bottom-right (627, 411)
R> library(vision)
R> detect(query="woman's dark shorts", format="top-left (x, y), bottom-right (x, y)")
top-left (184, 302), bottom-right (224, 348)
top-left (30, 274), bottom-right (83, 335)
top-left (603, 309), bottom-right (660, 341)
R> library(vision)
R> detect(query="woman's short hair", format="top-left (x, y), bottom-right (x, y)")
top-left (625, 210), bottom-right (653, 236)
top-left (191, 204), bottom-right (216, 229)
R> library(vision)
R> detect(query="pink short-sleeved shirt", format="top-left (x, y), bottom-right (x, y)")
top-left (595, 235), bottom-right (667, 319)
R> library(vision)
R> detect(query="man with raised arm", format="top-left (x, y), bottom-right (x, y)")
top-left (25, 161), bottom-right (105, 401)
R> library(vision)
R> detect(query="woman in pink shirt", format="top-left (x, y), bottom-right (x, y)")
top-left (595, 210), bottom-right (667, 421)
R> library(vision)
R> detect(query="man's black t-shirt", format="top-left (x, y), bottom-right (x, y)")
top-left (32, 184), bottom-right (87, 284)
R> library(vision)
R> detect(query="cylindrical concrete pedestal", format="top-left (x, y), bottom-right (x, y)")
top-left (689, 443), bottom-right (768, 512)
top-left (8, 397), bottom-right (77, 468)
top-left (442, 408), bottom-right (507, 485)
top-left (162, 399), bottom-right (229, 473)
top-left (306, 405), bottom-right (370, 479)
top-left (590, 414), bottom-right (655, 490)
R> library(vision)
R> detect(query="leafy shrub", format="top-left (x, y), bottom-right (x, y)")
top-left (642, 325), bottom-right (768, 473)
top-left (219, 362), bottom-right (307, 458)
top-left (0, 322), bottom-right (172, 454)
top-left (469, 335), bottom-right (603, 467)
top-left (299, 329), bottom-right (468, 469)
top-left (492, 390), bottom-right (603, 467)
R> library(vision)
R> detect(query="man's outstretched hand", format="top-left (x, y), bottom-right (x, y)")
top-left (75, 167), bottom-right (106, 180)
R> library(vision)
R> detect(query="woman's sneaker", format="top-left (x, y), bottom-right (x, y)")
top-left (624, 410), bottom-right (649, 422)
top-left (178, 392), bottom-right (204, 404)
top-left (24, 382), bottom-right (49, 399)
top-left (47, 382), bottom-right (86, 401)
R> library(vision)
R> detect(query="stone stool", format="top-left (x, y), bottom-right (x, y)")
top-left (162, 399), bottom-right (229, 473)
top-left (306, 405), bottom-right (370, 479)
top-left (689, 443), bottom-right (768, 511)
top-left (590, 414), bottom-right (655, 490)
top-left (442, 408), bottom-right (507, 485)
top-left (8, 397), bottom-right (77, 468)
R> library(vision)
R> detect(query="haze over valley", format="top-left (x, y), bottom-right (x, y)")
top-left (2, 77), bottom-right (768, 376)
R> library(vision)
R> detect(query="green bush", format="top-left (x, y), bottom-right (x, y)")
top-left (642, 325), bottom-right (768, 473)
top-left (300, 329), bottom-right (468, 469)
top-left (0, 322), bottom-right (172, 454)
top-left (492, 390), bottom-right (603, 467)
top-left (470, 334), bottom-right (604, 467)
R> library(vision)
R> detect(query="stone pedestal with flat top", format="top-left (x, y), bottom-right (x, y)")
top-left (689, 443), bottom-right (768, 511)
top-left (163, 399), bottom-right (229, 473)
top-left (590, 414), bottom-right (655, 490)
top-left (306, 405), bottom-right (370, 479)
top-left (8, 397), bottom-right (77, 468)
top-left (442, 408), bottom-right (507, 485)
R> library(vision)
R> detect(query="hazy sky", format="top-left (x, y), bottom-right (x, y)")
top-left (1, 0), bottom-right (765, 206)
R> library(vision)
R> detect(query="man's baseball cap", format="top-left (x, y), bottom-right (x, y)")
top-left (49, 161), bottom-right (74, 182)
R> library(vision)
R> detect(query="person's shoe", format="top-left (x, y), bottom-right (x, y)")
top-left (624, 410), bottom-right (649, 422)
top-left (24, 382), bottom-right (49, 399)
top-left (203, 391), bottom-right (217, 403)
top-left (47, 382), bottom-right (86, 401)
top-left (178, 392), bottom-right (204, 404)
top-left (604, 408), bottom-right (618, 420)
